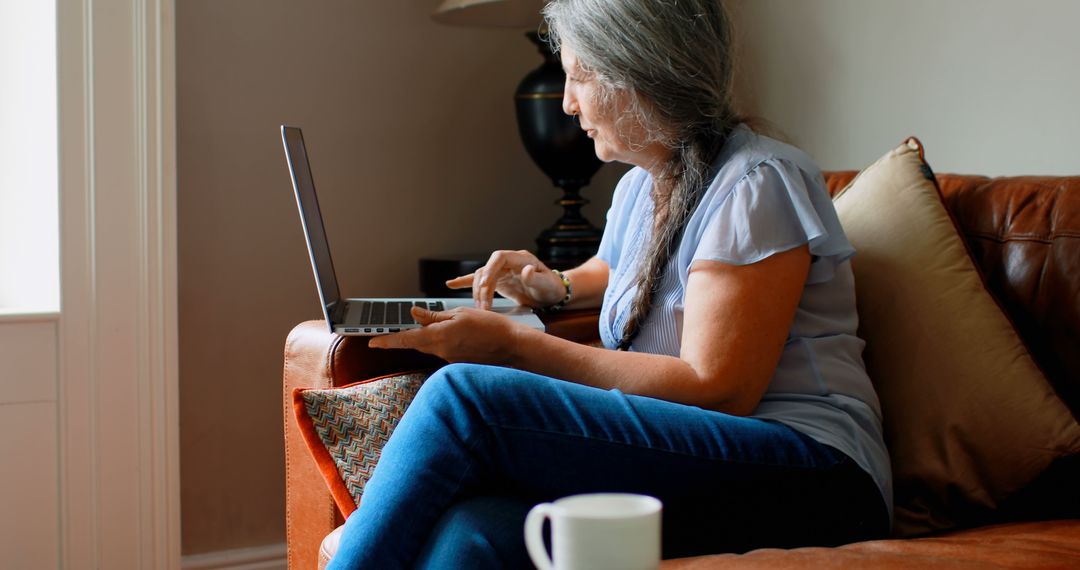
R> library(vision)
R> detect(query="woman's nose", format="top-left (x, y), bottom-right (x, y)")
top-left (562, 89), bottom-right (578, 116)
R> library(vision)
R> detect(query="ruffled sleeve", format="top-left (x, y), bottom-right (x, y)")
top-left (690, 157), bottom-right (854, 284)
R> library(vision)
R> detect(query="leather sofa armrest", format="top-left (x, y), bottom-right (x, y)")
top-left (283, 321), bottom-right (445, 570)
top-left (282, 310), bottom-right (600, 569)
top-left (283, 321), bottom-right (340, 570)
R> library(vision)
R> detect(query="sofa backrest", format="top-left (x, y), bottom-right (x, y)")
top-left (824, 172), bottom-right (1080, 422)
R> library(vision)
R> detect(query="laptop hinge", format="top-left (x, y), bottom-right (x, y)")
top-left (327, 300), bottom-right (347, 326)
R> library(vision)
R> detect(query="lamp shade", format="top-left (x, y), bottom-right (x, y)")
top-left (432, 0), bottom-right (545, 29)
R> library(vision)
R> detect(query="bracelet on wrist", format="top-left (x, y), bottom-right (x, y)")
top-left (539, 269), bottom-right (572, 313)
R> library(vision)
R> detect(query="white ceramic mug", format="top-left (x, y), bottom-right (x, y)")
top-left (524, 493), bottom-right (662, 570)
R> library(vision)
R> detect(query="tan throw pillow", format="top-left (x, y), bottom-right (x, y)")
top-left (833, 139), bottom-right (1080, 536)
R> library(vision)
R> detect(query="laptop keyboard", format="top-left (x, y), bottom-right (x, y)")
top-left (354, 300), bottom-right (445, 326)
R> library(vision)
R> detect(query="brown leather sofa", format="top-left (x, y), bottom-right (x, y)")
top-left (283, 172), bottom-right (1080, 568)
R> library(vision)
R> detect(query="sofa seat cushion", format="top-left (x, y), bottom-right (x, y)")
top-left (317, 520), bottom-right (1080, 569)
top-left (661, 519), bottom-right (1080, 569)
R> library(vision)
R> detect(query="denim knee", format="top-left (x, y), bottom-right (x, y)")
top-left (418, 363), bottom-right (508, 412)
top-left (406, 364), bottom-right (498, 433)
top-left (429, 363), bottom-right (503, 391)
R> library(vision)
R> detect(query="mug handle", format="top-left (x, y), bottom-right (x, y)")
top-left (524, 503), bottom-right (556, 570)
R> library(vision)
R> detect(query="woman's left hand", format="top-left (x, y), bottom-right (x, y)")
top-left (367, 306), bottom-right (523, 365)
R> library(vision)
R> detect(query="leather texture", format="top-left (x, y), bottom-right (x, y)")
top-left (283, 322), bottom-right (347, 570)
top-left (660, 519), bottom-right (1080, 569)
top-left (284, 172), bottom-right (1080, 569)
top-left (315, 519), bottom-right (1080, 569)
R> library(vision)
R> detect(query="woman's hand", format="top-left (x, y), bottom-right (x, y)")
top-left (446, 250), bottom-right (567, 310)
top-left (367, 306), bottom-right (526, 365)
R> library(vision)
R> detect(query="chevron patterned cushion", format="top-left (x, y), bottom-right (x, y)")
top-left (292, 371), bottom-right (429, 516)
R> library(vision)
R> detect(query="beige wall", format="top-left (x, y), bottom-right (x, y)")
top-left (177, 0), bottom-right (624, 555)
top-left (733, 0), bottom-right (1080, 175)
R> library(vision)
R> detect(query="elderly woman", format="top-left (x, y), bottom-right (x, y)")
top-left (327, 0), bottom-right (891, 568)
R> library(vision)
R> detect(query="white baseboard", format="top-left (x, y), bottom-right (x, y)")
top-left (181, 542), bottom-right (286, 570)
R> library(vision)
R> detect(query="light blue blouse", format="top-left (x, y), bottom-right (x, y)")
top-left (596, 125), bottom-right (893, 520)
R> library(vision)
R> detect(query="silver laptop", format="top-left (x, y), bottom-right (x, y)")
top-left (281, 125), bottom-right (545, 336)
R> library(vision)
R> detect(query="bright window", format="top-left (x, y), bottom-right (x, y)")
top-left (0, 0), bottom-right (59, 313)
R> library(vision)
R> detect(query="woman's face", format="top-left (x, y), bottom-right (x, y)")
top-left (560, 45), bottom-right (668, 173)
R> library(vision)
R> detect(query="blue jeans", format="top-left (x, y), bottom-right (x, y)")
top-left (327, 363), bottom-right (888, 570)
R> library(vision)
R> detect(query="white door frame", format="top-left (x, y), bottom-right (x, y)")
top-left (57, 0), bottom-right (179, 568)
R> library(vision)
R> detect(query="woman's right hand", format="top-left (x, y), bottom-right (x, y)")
top-left (446, 250), bottom-right (567, 311)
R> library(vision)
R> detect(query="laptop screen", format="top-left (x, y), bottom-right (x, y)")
top-left (281, 126), bottom-right (342, 323)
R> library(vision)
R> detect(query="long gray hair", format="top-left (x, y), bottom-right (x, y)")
top-left (543, 0), bottom-right (739, 350)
